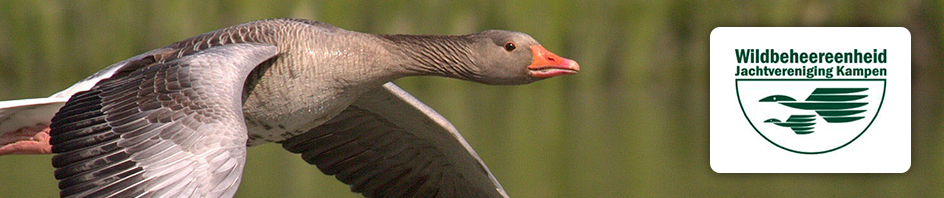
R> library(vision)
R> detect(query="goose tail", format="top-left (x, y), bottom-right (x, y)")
top-left (0, 97), bottom-right (67, 155)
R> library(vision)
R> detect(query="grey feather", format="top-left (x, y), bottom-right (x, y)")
top-left (281, 83), bottom-right (509, 198)
top-left (50, 43), bottom-right (277, 198)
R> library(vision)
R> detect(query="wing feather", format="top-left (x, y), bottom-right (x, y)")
top-left (50, 43), bottom-right (277, 198)
top-left (281, 83), bottom-right (508, 198)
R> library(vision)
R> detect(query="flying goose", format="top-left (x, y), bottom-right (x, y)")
top-left (758, 88), bottom-right (870, 135)
top-left (759, 88), bottom-right (869, 123)
top-left (763, 115), bottom-right (817, 134)
top-left (0, 18), bottom-right (579, 198)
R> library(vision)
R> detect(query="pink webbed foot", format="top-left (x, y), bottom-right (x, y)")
top-left (0, 124), bottom-right (52, 155)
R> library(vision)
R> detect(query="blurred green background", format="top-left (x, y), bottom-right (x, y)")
top-left (0, 0), bottom-right (941, 197)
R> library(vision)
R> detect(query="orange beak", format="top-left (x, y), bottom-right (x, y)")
top-left (527, 45), bottom-right (580, 78)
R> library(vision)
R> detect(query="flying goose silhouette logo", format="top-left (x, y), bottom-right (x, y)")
top-left (735, 79), bottom-right (885, 154)
top-left (759, 88), bottom-right (868, 134)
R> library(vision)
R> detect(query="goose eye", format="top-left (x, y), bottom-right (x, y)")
top-left (503, 42), bottom-right (516, 51)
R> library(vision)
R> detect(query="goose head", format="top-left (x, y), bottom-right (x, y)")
top-left (469, 30), bottom-right (579, 85)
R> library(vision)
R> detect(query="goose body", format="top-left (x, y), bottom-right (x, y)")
top-left (0, 19), bottom-right (578, 197)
